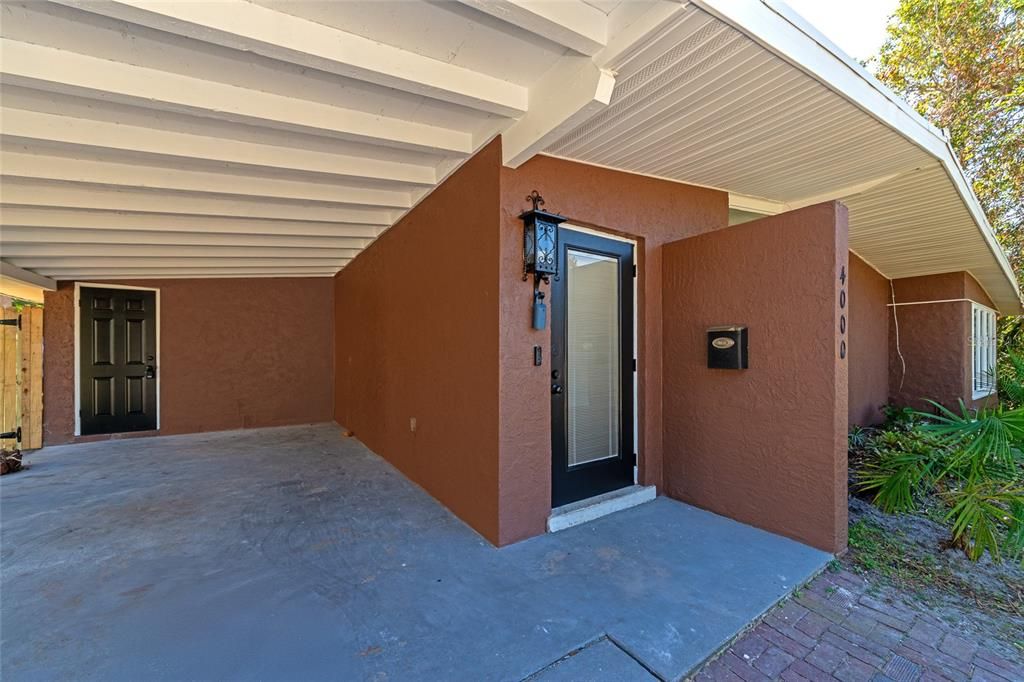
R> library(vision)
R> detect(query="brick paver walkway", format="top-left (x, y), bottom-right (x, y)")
top-left (693, 566), bottom-right (1022, 681)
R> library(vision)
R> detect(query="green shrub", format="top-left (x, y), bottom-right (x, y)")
top-left (857, 427), bottom-right (948, 513)
top-left (855, 400), bottom-right (1024, 563)
top-left (998, 350), bottom-right (1024, 408)
top-left (881, 404), bottom-right (918, 430)
top-left (848, 425), bottom-right (874, 451)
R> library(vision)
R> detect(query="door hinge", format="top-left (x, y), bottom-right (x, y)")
top-left (632, 358), bottom-right (637, 372)
top-left (0, 315), bottom-right (21, 330)
top-left (631, 452), bottom-right (638, 466)
top-left (632, 264), bottom-right (637, 277)
top-left (0, 427), bottom-right (19, 441)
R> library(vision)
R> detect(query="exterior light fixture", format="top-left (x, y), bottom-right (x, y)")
top-left (521, 190), bottom-right (566, 285)
top-left (520, 190), bottom-right (566, 331)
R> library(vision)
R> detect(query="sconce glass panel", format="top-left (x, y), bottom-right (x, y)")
top-left (523, 212), bottom-right (563, 277)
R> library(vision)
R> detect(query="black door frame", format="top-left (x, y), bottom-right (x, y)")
top-left (75, 282), bottom-right (160, 436)
top-left (550, 227), bottom-right (635, 508)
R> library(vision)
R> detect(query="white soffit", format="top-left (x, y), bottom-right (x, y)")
top-left (544, 0), bottom-right (1021, 313)
top-left (0, 0), bottom-right (1016, 314)
top-left (0, 0), bottom-right (678, 282)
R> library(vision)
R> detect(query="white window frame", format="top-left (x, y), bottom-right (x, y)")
top-left (971, 303), bottom-right (997, 399)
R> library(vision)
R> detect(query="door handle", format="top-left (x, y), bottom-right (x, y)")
top-left (551, 383), bottom-right (563, 395)
top-left (145, 365), bottom-right (156, 379)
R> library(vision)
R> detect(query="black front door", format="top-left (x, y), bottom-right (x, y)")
top-left (80, 287), bottom-right (157, 435)
top-left (551, 229), bottom-right (634, 508)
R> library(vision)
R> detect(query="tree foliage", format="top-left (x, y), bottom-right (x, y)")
top-left (873, 0), bottom-right (1024, 270)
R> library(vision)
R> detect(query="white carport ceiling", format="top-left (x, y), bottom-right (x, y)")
top-left (1, 0), bottom-right (669, 280)
top-left (0, 0), bottom-right (1018, 313)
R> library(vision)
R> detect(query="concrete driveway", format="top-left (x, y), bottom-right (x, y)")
top-left (1, 424), bottom-right (829, 680)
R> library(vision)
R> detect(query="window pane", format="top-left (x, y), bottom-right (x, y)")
top-left (973, 308), bottom-right (981, 391)
top-left (566, 249), bottom-right (620, 466)
top-left (972, 306), bottom-right (997, 394)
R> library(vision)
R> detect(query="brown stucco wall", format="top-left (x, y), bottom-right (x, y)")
top-left (333, 139), bottom-right (502, 543)
top-left (496, 153), bottom-right (728, 544)
top-left (848, 253), bottom-right (890, 426)
top-left (661, 203), bottom-right (850, 553)
top-left (43, 277), bottom-right (334, 445)
top-left (889, 272), bottom-right (997, 411)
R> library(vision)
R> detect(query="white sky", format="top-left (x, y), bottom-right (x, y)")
top-left (782, 0), bottom-right (898, 63)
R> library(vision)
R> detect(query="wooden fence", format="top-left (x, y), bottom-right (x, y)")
top-left (1, 306), bottom-right (43, 451)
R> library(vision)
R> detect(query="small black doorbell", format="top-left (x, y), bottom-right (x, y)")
top-left (707, 326), bottom-right (748, 369)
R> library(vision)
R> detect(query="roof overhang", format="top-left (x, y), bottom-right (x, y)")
top-left (0, 0), bottom-right (1017, 313)
top-left (701, 0), bottom-right (1021, 313)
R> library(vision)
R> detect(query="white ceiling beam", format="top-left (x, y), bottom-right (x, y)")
top-left (53, 0), bottom-right (527, 117)
top-left (0, 151), bottom-right (413, 209)
top-left (0, 207), bottom-right (380, 239)
top-left (1, 244), bottom-right (360, 259)
top-left (0, 39), bottom-right (473, 155)
top-left (594, 1), bottom-right (690, 71)
top-left (727, 193), bottom-right (789, 215)
top-left (502, 57), bottom-right (615, 167)
top-left (1, 179), bottom-right (397, 225)
top-left (0, 260), bottom-right (56, 291)
top-left (1, 109), bottom-right (436, 187)
top-left (1, 226), bottom-right (369, 250)
top-left (12, 257), bottom-right (347, 270)
top-left (0, 275), bottom-right (47, 302)
top-left (457, 0), bottom-right (608, 55)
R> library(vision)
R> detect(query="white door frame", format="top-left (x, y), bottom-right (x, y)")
top-left (74, 282), bottom-right (161, 436)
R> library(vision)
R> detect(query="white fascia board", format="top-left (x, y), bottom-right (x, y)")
top-left (692, 0), bottom-right (1022, 312)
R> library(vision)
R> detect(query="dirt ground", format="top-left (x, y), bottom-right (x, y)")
top-left (846, 497), bottom-right (1023, 660)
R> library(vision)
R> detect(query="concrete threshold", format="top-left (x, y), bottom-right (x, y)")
top-left (547, 485), bottom-right (656, 533)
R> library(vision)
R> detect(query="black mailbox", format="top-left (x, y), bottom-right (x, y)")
top-left (707, 326), bottom-right (748, 369)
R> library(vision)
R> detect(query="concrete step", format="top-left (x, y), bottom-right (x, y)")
top-left (547, 484), bottom-right (657, 533)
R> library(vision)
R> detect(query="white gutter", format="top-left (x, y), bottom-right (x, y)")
top-left (691, 0), bottom-right (1022, 313)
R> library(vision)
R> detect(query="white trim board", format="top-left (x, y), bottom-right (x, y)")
top-left (886, 298), bottom-right (996, 311)
top-left (74, 282), bottom-right (161, 436)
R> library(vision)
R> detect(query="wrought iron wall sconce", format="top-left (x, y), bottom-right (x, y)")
top-left (520, 190), bottom-right (566, 331)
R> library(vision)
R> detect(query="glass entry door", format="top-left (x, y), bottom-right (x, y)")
top-left (550, 229), bottom-right (634, 507)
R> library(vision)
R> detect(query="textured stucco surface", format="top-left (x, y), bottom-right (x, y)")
top-left (889, 272), bottom-right (997, 411)
top-left (42, 277), bottom-right (334, 446)
top-left (661, 202), bottom-right (850, 553)
top-left (333, 139), bottom-right (502, 543)
top-left (848, 253), bottom-right (890, 426)
top-left (497, 152), bottom-right (728, 544)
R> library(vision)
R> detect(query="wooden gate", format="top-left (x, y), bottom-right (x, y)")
top-left (1, 306), bottom-right (43, 451)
